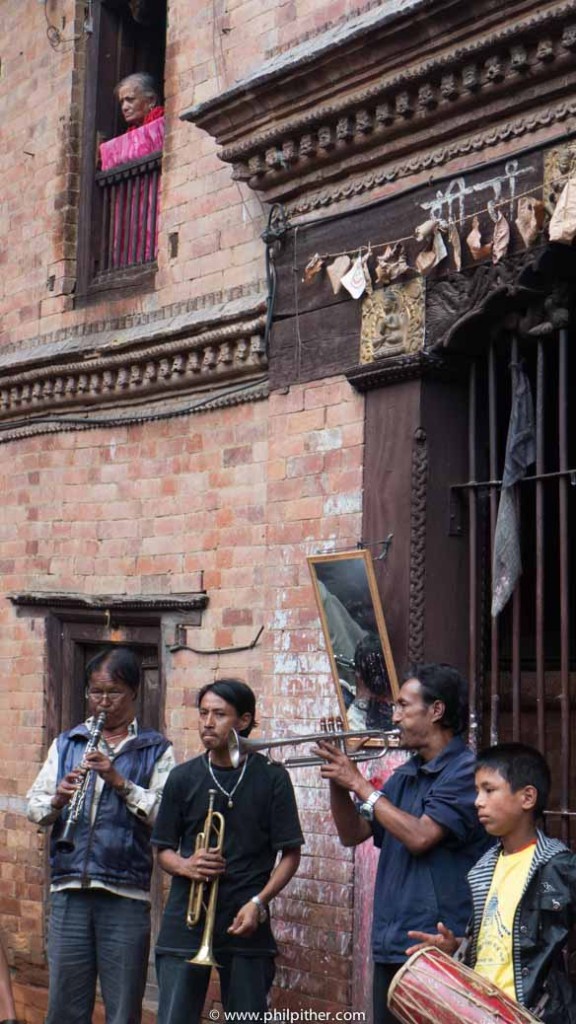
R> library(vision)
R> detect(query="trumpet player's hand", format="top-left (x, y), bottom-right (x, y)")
top-left (406, 922), bottom-right (460, 957)
top-left (227, 900), bottom-right (261, 938)
top-left (313, 740), bottom-right (366, 795)
top-left (185, 848), bottom-right (226, 883)
top-left (51, 770), bottom-right (83, 810)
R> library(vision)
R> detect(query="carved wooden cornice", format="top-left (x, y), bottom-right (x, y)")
top-left (0, 311), bottom-right (267, 425)
top-left (345, 351), bottom-right (455, 392)
top-left (8, 591), bottom-right (208, 613)
top-left (183, 0), bottom-right (576, 211)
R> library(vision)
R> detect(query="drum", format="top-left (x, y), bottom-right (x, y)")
top-left (387, 947), bottom-right (541, 1024)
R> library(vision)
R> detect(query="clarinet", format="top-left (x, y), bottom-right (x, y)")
top-left (55, 711), bottom-right (107, 853)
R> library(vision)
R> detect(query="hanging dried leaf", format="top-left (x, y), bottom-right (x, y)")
top-left (433, 228), bottom-right (448, 266)
top-left (414, 218), bottom-right (439, 242)
top-left (414, 226), bottom-right (447, 277)
top-left (340, 254), bottom-right (367, 299)
top-left (326, 255), bottom-right (351, 295)
top-left (492, 213), bottom-right (510, 264)
top-left (548, 179), bottom-right (576, 243)
top-left (362, 250), bottom-right (374, 295)
top-left (515, 197), bottom-right (545, 248)
top-left (466, 216), bottom-right (492, 261)
top-left (415, 248), bottom-right (437, 275)
top-left (375, 245), bottom-right (410, 284)
top-left (448, 222), bottom-right (462, 272)
top-left (302, 253), bottom-right (324, 284)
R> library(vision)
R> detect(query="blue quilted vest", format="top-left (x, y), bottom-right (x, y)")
top-left (50, 724), bottom-right (171, 892)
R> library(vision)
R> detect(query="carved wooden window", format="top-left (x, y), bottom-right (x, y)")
top-left (77, 0), bottom-right (167, 298)
top-left (457, 319), bottom-right (576, 850)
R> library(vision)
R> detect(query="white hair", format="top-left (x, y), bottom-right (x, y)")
top-left (115, 72), bottom-right (159, 104)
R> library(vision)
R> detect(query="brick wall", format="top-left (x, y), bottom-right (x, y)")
top-left (0, 377), bottom-right (365, 1015)
top-left (0, 0), bottom-right (380, 346)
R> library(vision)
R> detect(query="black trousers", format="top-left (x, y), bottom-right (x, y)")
top-left (156, 952), bottom-right (275, 1024)
top-left (373, 962), bottom-right (403, 1024)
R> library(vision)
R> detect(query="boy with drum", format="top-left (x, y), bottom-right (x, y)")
top-left (406, 743), bottom-right (576, 1023)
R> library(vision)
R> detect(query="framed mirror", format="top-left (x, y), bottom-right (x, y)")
top-left (307, 549), bottom-right (400, 733)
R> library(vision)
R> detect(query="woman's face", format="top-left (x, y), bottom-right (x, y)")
top-left (118, 83), bottom-right (154, 127)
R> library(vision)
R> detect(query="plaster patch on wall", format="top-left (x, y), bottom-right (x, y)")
top-left (323, 492), bottom-right (362, 516)
top-left (306, 428), bottom-right (342, 452)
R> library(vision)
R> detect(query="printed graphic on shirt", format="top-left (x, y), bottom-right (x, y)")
top-left (475, 844), bottom-right (536, 999)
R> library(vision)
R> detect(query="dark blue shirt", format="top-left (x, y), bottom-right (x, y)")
top-left (371, 737), bottom-right (491, 963)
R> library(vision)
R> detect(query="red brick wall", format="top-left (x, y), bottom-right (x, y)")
top-left (0, 377), bottom-right (365, 1015)
top-left (0, 0), bottom-right (381, 345)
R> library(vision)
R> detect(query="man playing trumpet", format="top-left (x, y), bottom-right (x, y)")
top-left (152, 679), bottom-right (303, 1024)
top-left (26, 646), bottom-right (175, 1024)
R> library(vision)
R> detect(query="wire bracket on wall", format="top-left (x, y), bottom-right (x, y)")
top-left (168, 625), bottom-right (264, 655)
top-left (43, 0), bottom-right (92, 51)
top-left (358, 535), bottom-right (394, 562)
top-left (261, 204), bottom-right (289, 356)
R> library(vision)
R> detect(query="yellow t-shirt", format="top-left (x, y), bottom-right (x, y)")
top-left (475, 843), bottom-right (536, 999)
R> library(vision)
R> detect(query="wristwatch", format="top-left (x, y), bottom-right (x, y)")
top-left (250, 895), bottom-right (268, 923)
top-left (358, 790), bottom-right (381, 821)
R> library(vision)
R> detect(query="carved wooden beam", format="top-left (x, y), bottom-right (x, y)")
top-left (182, 0), bottom-right (576, 212)
top-left (0, 298), bottom-right (268, 429)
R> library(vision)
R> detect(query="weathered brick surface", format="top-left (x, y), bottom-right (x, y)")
top-left (0, 0), bottom-right (379, 1014)
top-left (0, 0), bottom-right (380, 347)
top-left (0, 377), bottom-right (364, 1015)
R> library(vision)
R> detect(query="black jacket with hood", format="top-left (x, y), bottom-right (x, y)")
top-left (465, 830), bottom-right (576, 1023)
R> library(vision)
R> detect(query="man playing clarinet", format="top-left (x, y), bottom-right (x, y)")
top-left (27, 646), bottom-right (174, 1024)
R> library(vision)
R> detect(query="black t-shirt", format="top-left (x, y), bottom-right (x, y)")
top-left (152, 752), bottom-right (304, 956)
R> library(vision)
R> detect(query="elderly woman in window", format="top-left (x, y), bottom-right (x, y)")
top-left (99, 72), bottom-right (165, 268)
top-left (100, 72), bottom-right (165, 170)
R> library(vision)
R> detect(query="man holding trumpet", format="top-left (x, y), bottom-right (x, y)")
top-left (152, 679), bottom-right (303, 1024)
top-left (316, 663), bottom-right (491, 1024)
top-left (27, 646), bottom-right (175, 1024)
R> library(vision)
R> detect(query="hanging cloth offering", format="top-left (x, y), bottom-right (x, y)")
top-left (491, 361), bottom-right (536, 617)
top-left (341, 254), bottom-right (367, 299)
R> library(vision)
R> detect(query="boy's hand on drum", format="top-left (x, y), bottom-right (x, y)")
top-left (406, 921), bottom-right (460, 956)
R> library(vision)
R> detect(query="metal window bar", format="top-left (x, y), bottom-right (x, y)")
top-left (95, 152), bottom-right (162, 275)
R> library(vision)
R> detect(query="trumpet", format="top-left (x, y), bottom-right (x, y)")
top-left (228, 725), bottom-right (401, 769)
top-left (55, 711), bottom-right (107, 853)
top-left (186, 789), bottom-right (225, 968)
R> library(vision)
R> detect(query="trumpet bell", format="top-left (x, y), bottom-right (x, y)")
top-left (187, 942), bottom-right (221, 968)
top-left (228, 727), bottom-right (401, 768)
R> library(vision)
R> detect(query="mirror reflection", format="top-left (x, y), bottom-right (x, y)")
top-left (308, 550), bottom-right (400, 733)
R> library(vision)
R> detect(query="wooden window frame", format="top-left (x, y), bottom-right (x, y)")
top-left (76, 0), bottom-right (166, 302)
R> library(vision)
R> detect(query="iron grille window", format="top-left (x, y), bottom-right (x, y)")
top-left (456, 325), bottom-right (576, 848)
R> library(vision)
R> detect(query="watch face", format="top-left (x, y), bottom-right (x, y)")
top-left (358, 802), bottom-right (374, 821)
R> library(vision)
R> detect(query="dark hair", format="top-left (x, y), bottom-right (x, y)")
top-left (406, 663), bottom-right (469, 735)
top-left (354, 634), bottom-right (390, 697)
top-left (85, 647), bottom-right (140, 694)
top-left (476, 742), bottom-right (551, 817)
top-left (197, 679), bottom-right (256, 736)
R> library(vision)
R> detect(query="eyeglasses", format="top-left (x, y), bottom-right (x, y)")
top-left (86, 689), bottom-right (127, 703)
